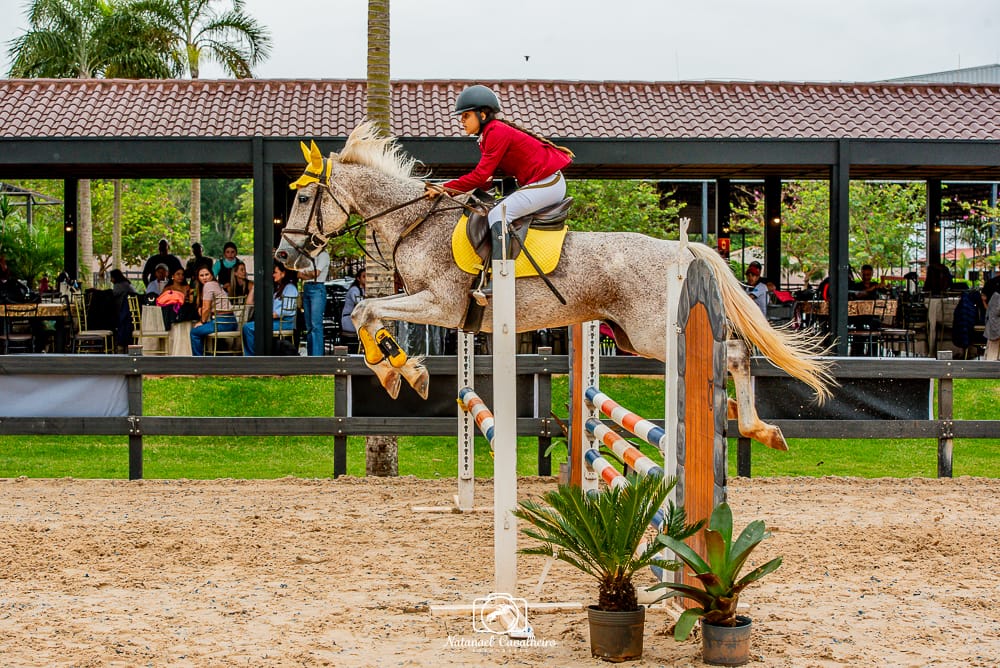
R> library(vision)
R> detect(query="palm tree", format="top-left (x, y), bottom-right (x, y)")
top-left (7, 0), bottom-right (175, 282)
top-left (364, 0), bottom-right (397, 476)
top-left (132, 0), bottom-right (271, 245)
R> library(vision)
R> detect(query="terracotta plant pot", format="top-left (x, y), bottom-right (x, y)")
top-left (701, 615), bottom-right (752, 666)
top-left (587, 605), bottom-right (645, 662)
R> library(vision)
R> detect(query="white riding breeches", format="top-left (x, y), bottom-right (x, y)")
top-left (487, 171), bottom-right (566, 225)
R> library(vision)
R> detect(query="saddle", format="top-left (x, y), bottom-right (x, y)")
top-left (464, 197), bottom-right (573, 264)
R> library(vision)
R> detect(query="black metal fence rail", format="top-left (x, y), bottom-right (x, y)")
top-left (1, 352), bottom-right (997, 480)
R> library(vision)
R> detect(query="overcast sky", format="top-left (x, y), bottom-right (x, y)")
top-left (1, 0), bottom-right (997, 82)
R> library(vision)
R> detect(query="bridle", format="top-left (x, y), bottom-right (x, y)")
top-left (280, 166), bottom-right (479, 269)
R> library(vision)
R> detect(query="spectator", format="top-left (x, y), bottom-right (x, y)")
top-left (298, 249), bottom-right (330, 356)
top-left (850, 264), bottom-right (882, 299)
top-left (744, 262), bottom-right (768, 316)
top-left (0, 254), bottom-right (11, 282)
top-left (145, 263), bottom-right (170, 296)
top-left (184, 242), bottom-right (214, 281)
top-left (190, 266), bottom-right (235, 356)
top-left (985, 290), bottom-right (1000, 361)
top-left (340, 268), bottom-right (366, 351)
top-left (981, 273), bottom-right (1000, 310)
top-left (109, 269), bottom-right (138, 350)
top-left (213, 242), bottom-right (239, 290)
top-left (141, 239), bottom-right (183, 287)
top-left (156, 268), bottom-right (193, 329)
top-left (923, 262), bottom-right (953, 295)
top-left (243, 263), bottom-right (299, 356)
top-left (227, 260), bottom-right (254, 302)
top-left (109, 269), bottom-right (137, 301)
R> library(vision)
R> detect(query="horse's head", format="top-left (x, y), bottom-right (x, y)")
top-left (274, 140), bottom-right (353, 270)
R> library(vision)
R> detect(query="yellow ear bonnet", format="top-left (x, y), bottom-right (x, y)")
top-left (290, 140), bottom-right (332, 190)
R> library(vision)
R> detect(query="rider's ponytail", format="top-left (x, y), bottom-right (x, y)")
top-left (498, 119), bottom-right (575, 159)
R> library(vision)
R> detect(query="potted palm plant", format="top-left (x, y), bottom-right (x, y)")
top-left (652, 502), bottom-right (782, 666)
top-left (514, 473), bottom-right (702, 662)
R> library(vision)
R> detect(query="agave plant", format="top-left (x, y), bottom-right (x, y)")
top-left (652, 502), bottom-right (782, 640)
top-left (513, 473), bottom-right (702, 612)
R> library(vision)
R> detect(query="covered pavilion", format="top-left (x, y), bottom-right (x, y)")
top-left (1, 77), bottom-right (998, 353)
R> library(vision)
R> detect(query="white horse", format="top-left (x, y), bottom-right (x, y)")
top-left (275, 123), bottom-right (832, 450)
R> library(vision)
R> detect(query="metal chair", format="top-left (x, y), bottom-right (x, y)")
top-left (1, 303), bottom-right (38, 353)
top-left (130, 294), bottom-right (169, 355)
top-left (274, 294), bottom-right (299, 347)
top-left (206, 296), bottom-right (246, 356)
top-left (70, 292), bottom-right (113, 354)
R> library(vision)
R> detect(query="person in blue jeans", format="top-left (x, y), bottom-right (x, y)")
top-left (243, 263), bottom-right (299, 355)
top-left (297, 249), bottom-right (329, 356)
top-left (190, 267), bottom-right (235, 356)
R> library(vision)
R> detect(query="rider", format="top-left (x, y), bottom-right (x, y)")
top-left (424, 85), bottom-right (573, 285)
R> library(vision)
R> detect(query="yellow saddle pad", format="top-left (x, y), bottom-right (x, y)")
top-left (451, 214), bottom-right (568, 277)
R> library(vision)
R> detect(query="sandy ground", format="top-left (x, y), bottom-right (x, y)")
top-left (0, 475), bottom-right (998, 667)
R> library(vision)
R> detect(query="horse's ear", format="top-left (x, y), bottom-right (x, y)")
top-left (309, 140), bottom-right (323, 163)
top-left (300, 141), bottom-right (312, 163)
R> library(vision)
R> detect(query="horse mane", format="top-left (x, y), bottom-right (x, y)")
top-left (337, 121), bottom-right (421, 180)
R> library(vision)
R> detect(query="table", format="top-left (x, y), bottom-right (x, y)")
top-left (0, 301), bottom-right (70, 352)
top-left (141, 305), bottom-right (193, 356)
top-left (800, 300), bottom-right (898, 318)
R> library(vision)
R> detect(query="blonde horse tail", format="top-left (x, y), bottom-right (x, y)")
top-left (688, 243), bottom-right (835, 403)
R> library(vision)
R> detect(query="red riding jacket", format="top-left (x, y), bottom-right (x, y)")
top-left (444, 120), bottom-right (571, 193)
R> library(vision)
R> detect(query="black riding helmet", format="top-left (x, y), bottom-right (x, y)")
top-left (453, 85), bottom-right (501, 115)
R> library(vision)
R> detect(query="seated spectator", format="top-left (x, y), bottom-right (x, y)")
top-left (145, 263), bottom-right (169, 296)
top-left (109, 269), bottom-right (138, 351)
top-left (850, 264), bottom-right (882, 299)
top-left (141, 238), bottom-right (183, 287)
top-left (228, 260), bottom-right (254, 302)
top-left (213, 242), bottom-right (239, 291)
top-left (156, 268), bottom-right (194, 328)
top-left (243, 262), bottom-right (299, 356)
top-left (923, 262), bottom-right (953, 295)
top-left (340, 268), bottom-right (366, 351)
top-left (744, 262), bottom-right (767, 317)
top-left (189, 267), bottom-right (235, 356)
top-left (0, 254), bottom-right (12, 283)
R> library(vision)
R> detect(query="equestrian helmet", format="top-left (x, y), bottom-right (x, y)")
top-left (453, 85), bottom-right (500, 115)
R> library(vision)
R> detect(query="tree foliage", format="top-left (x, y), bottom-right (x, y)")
top-left (0, 199), bottom-right (64, 288)
top-left (567, 180), bottom-right (683, 238)
top-left (730, 180), bottom-right (926, 283)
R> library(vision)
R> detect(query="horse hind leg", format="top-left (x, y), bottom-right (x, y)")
top-left (727, 339), bottom-right (788, 451)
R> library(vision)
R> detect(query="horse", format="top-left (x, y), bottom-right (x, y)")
top-left (275, 123), bottom-right (833, 450)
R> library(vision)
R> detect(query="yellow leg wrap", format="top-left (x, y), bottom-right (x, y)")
top-left (359, 328), bottom-right (385, 365)
top-left (375, 328), bottom-right (408, 368)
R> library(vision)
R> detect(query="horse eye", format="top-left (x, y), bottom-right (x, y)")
top-left (298, 194), bottom-right (309, 203)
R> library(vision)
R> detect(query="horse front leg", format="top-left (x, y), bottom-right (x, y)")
top-left (351, 291), bottom-right (453, 400)
top-left (726, 339), bottom-right (788, 451)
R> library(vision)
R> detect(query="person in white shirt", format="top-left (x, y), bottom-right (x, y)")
top-left (298, 250), bottom-right (330, 356)
top-left (145, 263), bottom-right (169, 296)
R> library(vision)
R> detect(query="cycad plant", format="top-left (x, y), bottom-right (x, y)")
top-left (653, 502), bottom-right (782, 640)
top-left (514, 473), bottom-right (703, 612)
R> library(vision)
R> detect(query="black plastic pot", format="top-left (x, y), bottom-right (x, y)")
top-left (587, 605), bottom-right (645, 662)
top-left (701, 615), bottom-right (752, 666)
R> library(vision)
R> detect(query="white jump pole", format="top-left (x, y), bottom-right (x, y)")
top-left (457, 331), bottom-right (476, 511)
top-left (578, 320), bottom-right (601, 494)
top-left (492, 210), bottom-right (518, 594)
top-left (663, 257), bottom-right (684, 501)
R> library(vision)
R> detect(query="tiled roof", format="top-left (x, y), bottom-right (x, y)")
top-left (1, 78), bottom-right (999, 140)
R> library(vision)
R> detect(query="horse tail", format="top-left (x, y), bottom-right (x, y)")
top-left (688, 243), bottom-right (835, 403)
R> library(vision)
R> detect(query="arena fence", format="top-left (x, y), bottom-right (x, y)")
top-left (0, 349), bottom-right (997, 480)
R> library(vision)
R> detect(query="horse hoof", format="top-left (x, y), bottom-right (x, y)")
top-left (765, 427), bottom-right (788, 451)
top-left (383, 372), bottom-right (402, 400)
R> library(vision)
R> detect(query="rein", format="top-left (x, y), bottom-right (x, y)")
top-left (282, 178), bottom-right (487, 271)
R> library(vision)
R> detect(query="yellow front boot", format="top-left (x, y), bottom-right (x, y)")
top-left (359, 328), bottom-right (385, 365)
top-left (375, 327), bottom-right (408, 368)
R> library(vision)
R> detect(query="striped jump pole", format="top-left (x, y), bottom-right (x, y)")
top-left (585, 418), bottom-right (664, 478)
top-left (458, 387), bottom-right (495, 455)
top-left (584, 386), bottom-right (667, 452)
